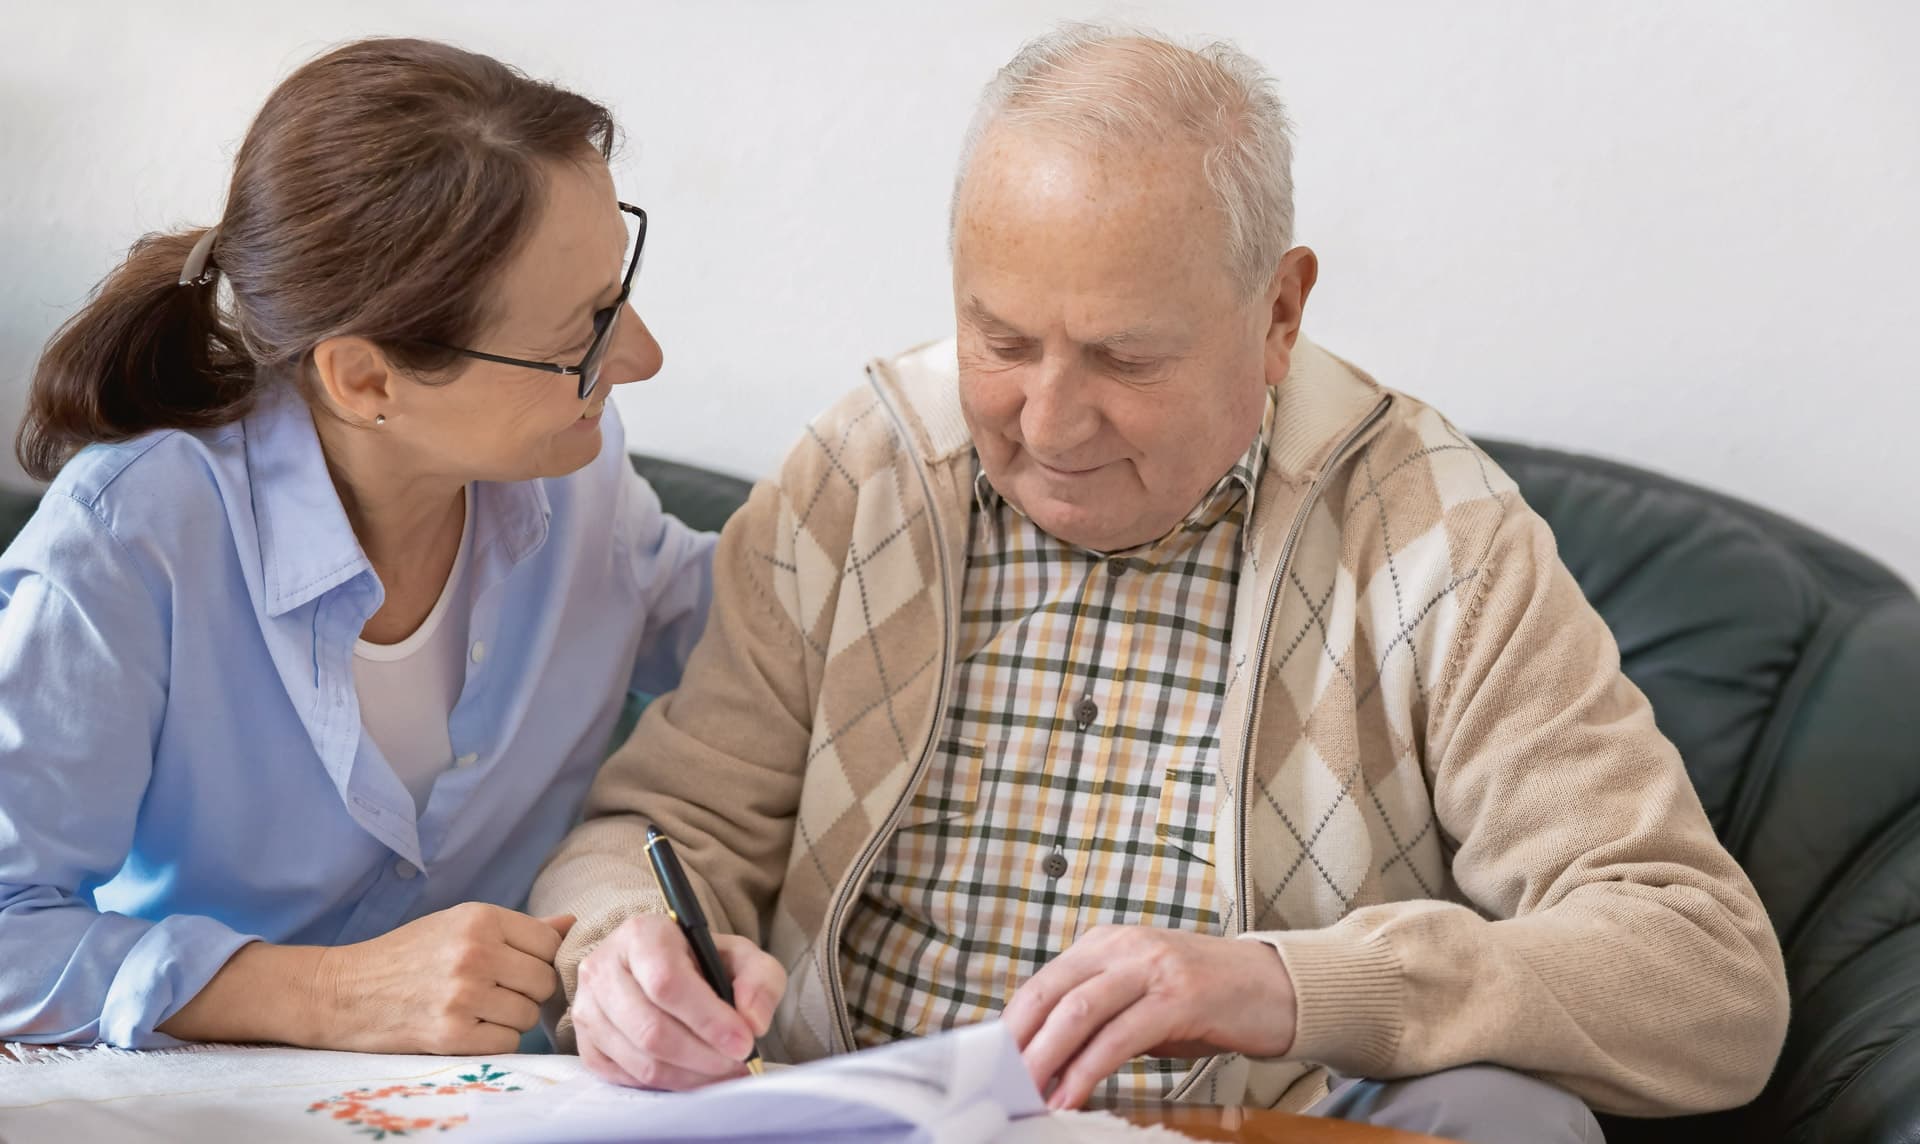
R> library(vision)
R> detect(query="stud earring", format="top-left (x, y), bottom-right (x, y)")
top-left (374, 414), bottom-right (387, 426)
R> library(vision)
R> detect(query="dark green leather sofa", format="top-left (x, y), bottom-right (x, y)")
top-left (2, 444), bottom-right (1914, 1143)
top-left (1476, 442), bottom-right (1920, 1144)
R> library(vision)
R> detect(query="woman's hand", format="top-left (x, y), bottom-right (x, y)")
top-left (310, 903), bottom-right (573, 1053)
top-left (571, 913), bottom-right (785, 1090)
top-left (160, 903), bottom-right (572, 1054)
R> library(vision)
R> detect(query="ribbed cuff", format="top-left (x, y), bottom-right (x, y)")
top-left (531, 855), bottom-right (668, 1022)
top-left (1244, 928), bottom-right (1405, 1075)
top-left (530, 849), bottom-right (727, 1054)
top-left (543, 885), bottom-right (668, 1054)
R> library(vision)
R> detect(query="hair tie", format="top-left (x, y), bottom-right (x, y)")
top-left (178, 227), bottom-right (219, 287)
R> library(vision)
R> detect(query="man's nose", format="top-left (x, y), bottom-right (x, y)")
top-left (1019, 358), bottom-right (1101, 459)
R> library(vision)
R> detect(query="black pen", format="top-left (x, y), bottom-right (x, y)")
top-left (643, 825), bottom-right (765, 1076)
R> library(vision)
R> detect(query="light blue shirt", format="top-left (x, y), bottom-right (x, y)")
top-left (0, 384), bottom-right (716, 1047)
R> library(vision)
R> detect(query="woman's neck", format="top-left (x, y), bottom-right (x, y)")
top-left (313, 411), bottom-right (468, 644)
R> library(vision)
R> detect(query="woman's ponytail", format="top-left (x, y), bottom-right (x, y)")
top-left (15, 227), bottom-right (253, 480)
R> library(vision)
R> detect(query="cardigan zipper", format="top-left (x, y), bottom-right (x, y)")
top-left (1165, 393), bottom-right (1390, 1102)
top-left (820, 367), bottom-right (962, 1053)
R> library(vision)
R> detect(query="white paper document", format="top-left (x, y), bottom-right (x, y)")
top-left (0, 1021), bottom-right (1048, 1143)
top-left (464, 1021), bottom-right (1046, 1143)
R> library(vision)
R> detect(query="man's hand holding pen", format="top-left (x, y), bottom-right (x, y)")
top-left (569, 830), bottom-right (786, 1091)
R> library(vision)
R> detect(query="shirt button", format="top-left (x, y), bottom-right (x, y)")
top-left (1106, 558), bottom-right (1127, 576)
top-left (470, 641), bottom-right (487, 664)
top-left (1042, 851), bottom-right (1069, 880)
top-left (1075, 696), bottom-right (1098, 731)
top-left (454, 753), bottom-right (479, 768)
top-left (394, 860), bottom-right (418, 880)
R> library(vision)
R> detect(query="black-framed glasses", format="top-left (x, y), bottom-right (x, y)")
top-left (434, 202), bottom-right (647, 400)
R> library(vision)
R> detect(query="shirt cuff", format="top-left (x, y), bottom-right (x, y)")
top-left (100, 915), bottom-right (259, 1049)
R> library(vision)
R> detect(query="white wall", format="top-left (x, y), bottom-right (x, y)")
top-left (5, 1), bottom-right (1917, 585)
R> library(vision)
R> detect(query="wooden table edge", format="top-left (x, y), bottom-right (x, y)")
top-left (1118, 1105), bottom-right (1456, 1142)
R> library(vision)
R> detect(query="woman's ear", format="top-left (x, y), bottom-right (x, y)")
top-left (310, 336), bottom-right (397, 427)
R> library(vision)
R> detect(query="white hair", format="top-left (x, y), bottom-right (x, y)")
top-left (951, 23), bottom-right (1297, 298)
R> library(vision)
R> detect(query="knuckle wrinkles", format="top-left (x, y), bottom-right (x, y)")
top-left (632, 1018), bottom-right (667, 1055)
top-left (644, 967), bottom-right (686, 1006)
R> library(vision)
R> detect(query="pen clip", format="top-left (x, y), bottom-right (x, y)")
top-left (648, 828), bottom-right (718, 935)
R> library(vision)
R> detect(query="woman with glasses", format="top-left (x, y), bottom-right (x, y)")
top-left (0, 38), bottom-right (711, 1055)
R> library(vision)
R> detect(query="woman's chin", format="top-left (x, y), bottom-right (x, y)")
top-left (523, 424), bottom-right (603, 480)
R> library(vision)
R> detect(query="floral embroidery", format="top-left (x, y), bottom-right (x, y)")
top-left (306, 1063), bottom-right (523, 1139)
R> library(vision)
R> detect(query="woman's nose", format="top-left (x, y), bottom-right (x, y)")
top-left (604, 303), bottom-right (663, 389)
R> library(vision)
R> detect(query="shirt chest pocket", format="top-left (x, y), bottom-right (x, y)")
top-left (1153, 763), bottom-right (1218, 867)
top-left (898, 737), bottom-right (986, 830)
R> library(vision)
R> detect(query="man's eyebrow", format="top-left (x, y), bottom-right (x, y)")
top-left (963, 295), bottom-right (1175, 353)
top-left (963, 297), bottom-right (1026, 335)
top-left (1089, 327), bottom-right (1168, 351)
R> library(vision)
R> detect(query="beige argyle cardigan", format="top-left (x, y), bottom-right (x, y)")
top-left (533, 336), bottom-right (1789, 1116)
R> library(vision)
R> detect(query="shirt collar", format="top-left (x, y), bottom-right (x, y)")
top-left (973, 387), bottom-right (1278, 554)
top-left (242, 385), bottom-right (551, 618)
top-left (244, 385), bottom-right (372, 618)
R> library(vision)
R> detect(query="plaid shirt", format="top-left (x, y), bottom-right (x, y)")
top-left (842, 395), bottom-right (1276, 1107)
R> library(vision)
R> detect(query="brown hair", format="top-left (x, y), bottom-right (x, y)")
top-left (15, 37), bottom-right (614, 481)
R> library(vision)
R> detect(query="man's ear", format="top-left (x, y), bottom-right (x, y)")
top-left (310, 336), bottom-right (398, 428)
top-left (1263, 246), bottom-right (1319, 386)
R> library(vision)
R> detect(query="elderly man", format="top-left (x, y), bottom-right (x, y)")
top-left (532, 25), bottom-right (1788, 1142)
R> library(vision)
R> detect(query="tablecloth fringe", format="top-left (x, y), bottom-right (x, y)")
top-left (1, 1040), bottom-right (247, 1066)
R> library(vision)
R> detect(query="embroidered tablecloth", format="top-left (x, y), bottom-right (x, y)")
top-left (0, 1027), bottom-right (1188, 1143)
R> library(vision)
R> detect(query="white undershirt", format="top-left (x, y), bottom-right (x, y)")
top-left (354, 485), bottom-right (475, 816)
